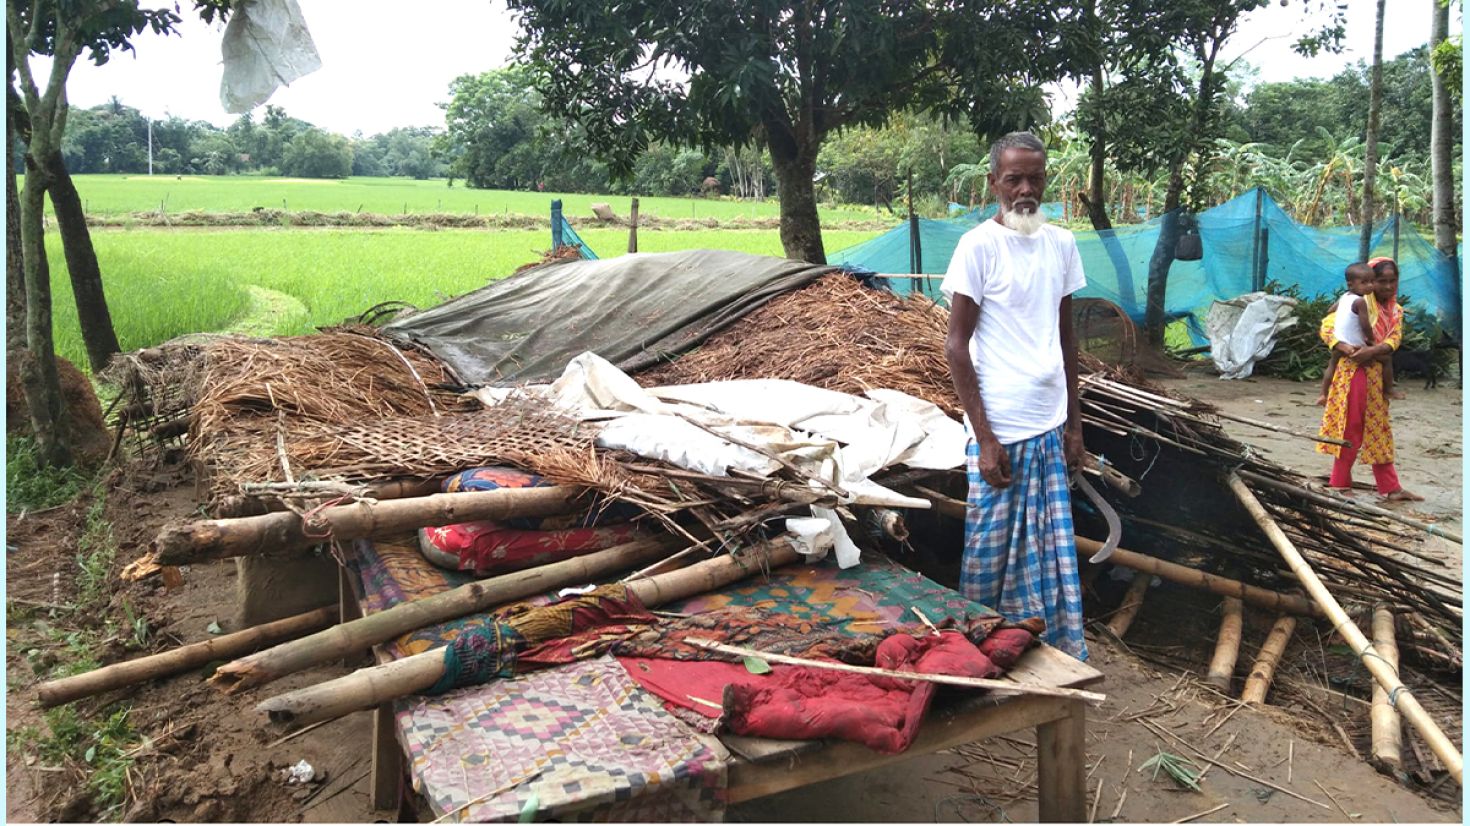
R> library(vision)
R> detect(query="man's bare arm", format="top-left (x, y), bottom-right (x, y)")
top-left (946, 294), bottom-right (1010, 487)
top-left (1059, 294), bottom-right (1084, 470)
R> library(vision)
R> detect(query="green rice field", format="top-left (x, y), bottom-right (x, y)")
top-left (47, 225), bottom-right (880, 370)
top-left (49, 175), bottom-right (888, 224)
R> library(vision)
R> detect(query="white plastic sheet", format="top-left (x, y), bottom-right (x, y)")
top-left (220, 0), bottom-right (322, 114)
top-left (1204, 292), bottom-right (1299, 380)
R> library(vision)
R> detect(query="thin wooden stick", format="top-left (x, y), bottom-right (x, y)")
top-left (1201, 407), bottom-right (1350, 447)
top-left (1237, 469), bottom-right (1461, 544)
top-left (1171, 802), bottom-right (1229, 823)
top-left (266, 716), bottom-right (338, 748)
top-left (1194, 732), bottom-right (1238, 783)
top-left (1313, 780), bottom-right (1354, 822)
top-left (1138, 719), bottom-right (1329, 810)
top-left (1088, 777), bottom-right (1103, 823)
top-left (1227, 473), bottom-right (1463, 785)
top-left (681, 638), bottom-right (1107, 704)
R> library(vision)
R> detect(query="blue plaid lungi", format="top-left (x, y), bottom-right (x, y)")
top-left (961, 425), bottom-right (1087, 660)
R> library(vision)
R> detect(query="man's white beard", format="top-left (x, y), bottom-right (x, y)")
top-left (1001, 207), bottom-right (1048, 236)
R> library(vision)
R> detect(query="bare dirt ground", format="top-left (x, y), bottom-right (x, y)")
top-left (6, 373), bottom-right (1461, 823)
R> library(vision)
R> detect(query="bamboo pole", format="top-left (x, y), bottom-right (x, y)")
top-left (1237, 469), bottom-right (1461, 544)
top-left (681, 638), bottom-right (1106, 704)
top-left (1105, 574), bottom-right (1151, 639)
top-left (256, 538), bottom-right (804, 726)
top-left (1240, 614), bottom-right (1297, 704)
top-left (36, 605), bottom-right (337, 708)
top-left (1226, 473), bottom-right (1462, 784)
top-left (213, 535), bottom-right (677, 693)
top-left (1075, 537), bottom-right (1323, 617)
top-left (1371, 605), bottom-right (1403, 771)
top-left (1205, 597), bottom-right (1243, 691)
top-left (215, 477), bottom-right (441, 518)
top-left (155, 485), bottom-right (588, 564)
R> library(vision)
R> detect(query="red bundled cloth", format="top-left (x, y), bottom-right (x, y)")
top-left (620, 625), bottom-right (1039, 754)
top-left (419, 466), bottom-right (639, 576)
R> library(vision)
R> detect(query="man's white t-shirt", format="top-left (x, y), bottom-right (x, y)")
top-left (1332, 292), bottom-right (1366, 347)
top-left (940, 219), bottom-right (1086, 445)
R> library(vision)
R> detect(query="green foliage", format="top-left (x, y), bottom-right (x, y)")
top-left (1254, 280), bottom-right (1338, 381)
top-left (1431, 36), bottom-right (1463, 103)
top-left (1138, 749), bottom-right (1202, 791)
top-left (9, 706), bottom-right (139, 819)
top-left (280, 128), bottom-right (354, 179)
top-left (6, 435), bottom-right (92, 512)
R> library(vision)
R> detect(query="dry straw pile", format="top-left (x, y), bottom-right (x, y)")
top-left (636, 275), bottom-right (959, 416)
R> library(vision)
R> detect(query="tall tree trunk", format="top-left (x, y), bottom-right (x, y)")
top-left (1358, 0), bottom-right (1387, 261)
top-left (1429, 0), bottom-right (1458, 266)
top-left (1143, 165), bottom-right (1186, 346)
top-left (7, 117), bottom-right (25, 357)
top-left (18, 156), bottom-right (73, 467)
top-left (1083, 67), bottom-right (1113, 232)
top-left (46, 151), bottom-right (120, 371)
top-left (768, 136), bottom-right (825, 264)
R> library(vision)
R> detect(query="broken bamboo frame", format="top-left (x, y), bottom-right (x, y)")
top-left (1237, 469), bottom-right (1462, 545)
top-left (1371, 605), bottom-right (1403, 772)
top-left (155, 485), bottom-right (588, 564)
top-left (1205, 597), bottom-right (1243, 691)
top-left (682, 638), bottom-right (1107, 704)
top-left (1240, 614), bottom-right (1296, 704)
top-left (1226, 473), bottom-right (1462, 785)
top-left (256, 538), bottom-right (805, 726)
top-left (1105, 574), bottom-right (1151, 639)
top-left (213, 534), bottom-right (678, 693)
top-left (1074, 537), bottom-right (1323, 617)
top-left (36, 605), bottom-right (338, 708)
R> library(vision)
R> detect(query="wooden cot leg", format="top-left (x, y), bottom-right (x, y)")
top-left (371, 702), bottom-right (402, 811)
top-left (1036, 700), bottom-right (1087, 823)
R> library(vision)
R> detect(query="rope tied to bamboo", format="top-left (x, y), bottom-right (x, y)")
top-left (299, 494), bottom-right (353, 540)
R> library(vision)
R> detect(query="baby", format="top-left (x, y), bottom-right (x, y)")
top-left (1316, 263), bottom-right (1390, 405)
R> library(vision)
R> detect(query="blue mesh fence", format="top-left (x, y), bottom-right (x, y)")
top-left (830, 188), bottom-right (1461, 344)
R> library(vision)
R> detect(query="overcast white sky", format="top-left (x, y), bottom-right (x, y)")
top-left (45, 0), bottom-right (1456, 137)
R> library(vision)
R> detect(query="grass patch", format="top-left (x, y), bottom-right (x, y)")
top-left (8, 706), bottom-right (140, 819)
top-left (47, 174), bottom-right (890, 224)
top-left (7, 471), bottom-right (149, 819)
top-left (44, 226), bottom-right (880, 365)
top-left (6, 435), bottom-right (92, 513)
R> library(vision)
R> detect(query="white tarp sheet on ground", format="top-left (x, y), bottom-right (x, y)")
top-left (1204, 292), bottom-right (1299, 380)
top-left (472, 352), bottom-right (967, 567)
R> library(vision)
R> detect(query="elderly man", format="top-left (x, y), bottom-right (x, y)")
top-left (941, 131), bottom-right (1087, 660)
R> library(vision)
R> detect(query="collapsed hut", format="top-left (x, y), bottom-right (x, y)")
top-left (74, 249), bottom-right (1462, 817)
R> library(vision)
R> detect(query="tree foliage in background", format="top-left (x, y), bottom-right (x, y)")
top-left (505, 0), bottom-right (1095, 264)
top-left (280, 128), bottom-right (352, 179)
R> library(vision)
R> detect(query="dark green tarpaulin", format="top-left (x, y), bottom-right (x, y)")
top-left (383, 249), bottom-right (834, 385)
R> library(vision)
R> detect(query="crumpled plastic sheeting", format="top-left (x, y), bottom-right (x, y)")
top-left (1204, 292), bottom-right (1299, 380)
top-left (220, 0), bottom-right (322, 114)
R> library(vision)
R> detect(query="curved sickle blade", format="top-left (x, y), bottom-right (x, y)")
top-left (1073, 472), bottom-right (1120, 563)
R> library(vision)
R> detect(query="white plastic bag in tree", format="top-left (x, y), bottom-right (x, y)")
top-left (1204, 292), bottom-right (1299, 380)
top-left (220, 0), bottom-right (322, 114)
